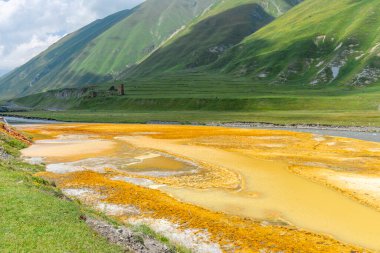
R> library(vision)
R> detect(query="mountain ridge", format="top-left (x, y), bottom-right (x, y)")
top-left (211, 0), bottom-right (380, 87)
top-left (0, 8), bottom-right (134, 99)
top-left (0, 0), bottom-right (302, 100)
top-left (2, 0), bottom-right (380, 106)
top-left (0, 0), bottom-right (217, 99)
top-left (125, 0), bottom-right (302, 77)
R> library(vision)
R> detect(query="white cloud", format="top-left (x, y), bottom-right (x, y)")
top-left (0, 0), bottom-right (145, 72)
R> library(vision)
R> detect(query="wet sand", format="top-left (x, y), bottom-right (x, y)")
top-left (21, 135), bottom-right (116, 163)
top-left (18, 123), bottom-right (380, 252)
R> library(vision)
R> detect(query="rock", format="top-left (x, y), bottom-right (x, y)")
top-left (85, 217), bottom-right (174, 253)
top-left (352, 67), bottom-right (380, 86)
top-left (0, 147), bottom-right (10, 160)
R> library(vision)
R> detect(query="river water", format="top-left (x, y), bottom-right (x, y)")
top-left (10, 120), bottom-right (380, 252)
top-left (6, 116), bottom-right (380, 142)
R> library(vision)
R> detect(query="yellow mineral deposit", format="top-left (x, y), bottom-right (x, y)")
top-left (19, 123), bottom-right (380, 252)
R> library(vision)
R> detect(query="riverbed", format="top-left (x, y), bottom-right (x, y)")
top-left (16, 123), bottom-right (380, 252)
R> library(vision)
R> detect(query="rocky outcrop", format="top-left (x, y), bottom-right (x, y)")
top-left (0, 119), bottom-right (32, 145)
top-left (0, 146), bottom-right (10, 160)
top-left (352, 67), bottom-right (380, 86)
top-left (85, 217), bottom-right (173, 253)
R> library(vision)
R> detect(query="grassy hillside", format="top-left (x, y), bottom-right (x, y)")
top-left (4, 73), bottom-right (380, 126)
top-left (0, 9), bottom-right (133, 100)
top-left (0, 0), bottom-right (216, 100)
top-left (1, 0), bottom-right (379, 127)
top-left (0, 124), bottom-right (123, 252)
top-left (127, 0), bottom-right (301, 76)
top-left (69, 0), bottom-right (217, 75)
top-left (213, 0), bottom-right (380, 87)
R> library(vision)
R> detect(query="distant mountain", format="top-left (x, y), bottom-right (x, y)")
top-left (126, 0), bottom-right (302, 76)
top-left (0, 0), bottom-right (217, 99)
top-left (0, 9), bottom-right (133, 100)
top-left (0, 70), bottom-right (9, 77)
top-left (3, 0), bottom-right (380, 102)
top-left (210, 0), bottom-right (380, 86)
top-left (2, 0), bottom-right (380, 126)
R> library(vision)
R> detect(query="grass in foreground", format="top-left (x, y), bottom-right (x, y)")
top-left (0, 130), bottom-right (124, 253)
top-left (0, 126), bottom-right (192, 253)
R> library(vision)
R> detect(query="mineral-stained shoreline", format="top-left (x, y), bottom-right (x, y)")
top-left (19, 123), bottom-right (380, 252)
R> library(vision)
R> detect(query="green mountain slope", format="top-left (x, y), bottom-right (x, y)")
top-left (212, 0), bottom-right (380, 86)
top-left (0, 0), bottom-right (216, 100)
top-left (0, 9), bottom-right (133, 99)
top-left (68, 0), bottom-right (217, 76)
top-left (127, 0), bottom-right (302, 76)
top-left (2, 0), bottom-right (380, 126)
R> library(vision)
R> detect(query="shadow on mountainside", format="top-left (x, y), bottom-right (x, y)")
top-left (127, 4), bottom-right (275, 76)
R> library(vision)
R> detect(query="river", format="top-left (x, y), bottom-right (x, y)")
top-left (10, 120), bottom-right (380, 252)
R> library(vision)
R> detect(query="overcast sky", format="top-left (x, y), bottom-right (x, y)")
top-left (0, 0), bottom-right (145, 76)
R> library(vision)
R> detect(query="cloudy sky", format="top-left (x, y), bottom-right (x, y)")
top-left (0, 0), bottom-right (145, 76)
